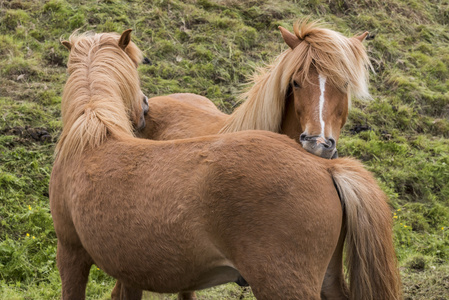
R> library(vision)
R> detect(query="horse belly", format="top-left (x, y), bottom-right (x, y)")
top-left (181, 265), bottom-right (241, 291)
top-left (136, 265), bottom-right (241, 293)
top-left (97, 250), bottom-right (239, 293)
top-left (72, 211), bottom-right (234, 292)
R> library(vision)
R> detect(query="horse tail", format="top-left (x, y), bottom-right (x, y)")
top-left (329, 158), bottom-right (402, 300)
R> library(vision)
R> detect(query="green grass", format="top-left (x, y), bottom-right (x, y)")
top-left (1, 0), bottom-right (449, 298)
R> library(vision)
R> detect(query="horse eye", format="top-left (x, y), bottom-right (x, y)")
top-left (292, 80), bottom-right (301, 88)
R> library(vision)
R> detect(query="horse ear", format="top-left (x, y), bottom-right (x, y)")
top-left (279, 26), bottom-right (300, 49)
top-left (355, 31), bottom-right (369, 42)
top-left (118, 29), bottom-right (132, 51)
top-left (61, 40), bottom-right (71, 51)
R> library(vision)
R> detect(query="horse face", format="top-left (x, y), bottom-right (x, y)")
top-left (291, 68), bottom-right (349, 159)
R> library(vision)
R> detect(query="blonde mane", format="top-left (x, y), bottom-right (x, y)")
top-left (220, 20), bottom-right (373, 134)
top-left (55, 31), bottom-right (143, 161)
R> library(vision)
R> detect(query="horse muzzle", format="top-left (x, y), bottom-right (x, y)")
top-left (136, 95), bottom-right (149, 131)
top-left (144, 96), bottom-right (149, 113)
top-left (299, 134), bottom-right (338, 159)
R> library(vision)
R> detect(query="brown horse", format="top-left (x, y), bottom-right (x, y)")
top-left (50, 30), bottom-right (401, 300)
top-left (138, 20), bottom-right (372, 159)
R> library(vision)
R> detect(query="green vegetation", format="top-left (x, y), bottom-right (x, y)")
top-left (1, 0), bottom-right (448, 298)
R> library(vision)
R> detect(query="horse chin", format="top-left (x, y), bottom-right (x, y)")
top-left (331, 150), bottom-right (338, 159)
top-left (317, 148), bottom-right (337, 160)
top-left (300, 141), bottom-right (337, 160)
top-left (317, 149), bottom-right (336, 160)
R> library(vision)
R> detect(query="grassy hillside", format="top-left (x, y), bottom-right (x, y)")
top-left (1, 0), bottom-right (448, 299)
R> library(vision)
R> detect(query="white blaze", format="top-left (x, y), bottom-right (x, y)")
top-left (318, 74), bottom-right (326, 137)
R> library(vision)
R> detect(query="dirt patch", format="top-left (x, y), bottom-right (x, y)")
top-left (349, 124), bottom-right (372, 135)
top-left (402, 266), bottom-right (449, 300)
top-left (1, 126), bottom-right (54, 145)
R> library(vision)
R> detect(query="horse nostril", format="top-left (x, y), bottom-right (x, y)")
top-left (299, 133), bottom-right (307, 143)
top-left (323, 138), bottom-right (336, 149)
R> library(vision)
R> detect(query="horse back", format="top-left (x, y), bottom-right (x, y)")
top-left (137, 94), bottom-right (227, 141)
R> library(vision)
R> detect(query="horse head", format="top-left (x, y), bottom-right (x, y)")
top-left (61, 29), bottom-right (149, 132)
top-left (116, 29), bottom-right (149, 131)
top-left (56, 29), bottom-right (148, 160)
top-left (279, 21), bottom-right (371, 159)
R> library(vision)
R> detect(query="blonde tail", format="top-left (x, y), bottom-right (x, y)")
top-left (329, 158), bottom-right (402, 300)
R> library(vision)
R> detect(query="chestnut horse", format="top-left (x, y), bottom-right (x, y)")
top-left (50, 30), bottom-right (401, 300)
top-left (138, 20), bottom-right (372, 159)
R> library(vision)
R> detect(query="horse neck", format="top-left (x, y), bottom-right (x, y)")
top-left (220, 68), bottom-right (286, 134)
top-left (280, 93), bottom-right (301, 141)
top-left (56, 90), bottom-right (133, 162)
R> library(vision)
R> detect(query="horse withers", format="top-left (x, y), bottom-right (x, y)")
top-left (50, 29), bottom-right (401, 300)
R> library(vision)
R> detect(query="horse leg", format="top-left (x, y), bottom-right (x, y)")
top-left (57, 241), bottom-right (93, 300)
top-left (247, 266), bottom-right (322, 300)
top-left (320, 225), bottom-right (349, 300)
top-left (177, 291), bottom-right (197, 300)
top-left (120, 285), bottom-right (143, 300)
top-left (234, 247), bottom-right (324, 300)
top-left (111, 281), bottom-right (143, 300)
top-left (230, 214), bottom-right (340, 299)
top-left (111, 281), bottom-right (122, 300)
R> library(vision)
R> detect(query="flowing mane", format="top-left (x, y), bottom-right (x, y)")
top-left (55, 31), bottom-right (143, 161)
top-left (220, 20), bottom-right (373, 134)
